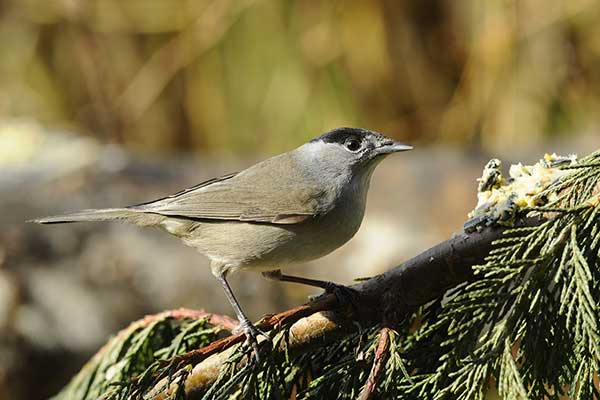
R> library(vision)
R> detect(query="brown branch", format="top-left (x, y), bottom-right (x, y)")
top-left (151, 295), bottom-right (341, 372)
top-left (359, 327), bottom-right (392, 400)
top-left (146, 219), bottom-right (543, 398)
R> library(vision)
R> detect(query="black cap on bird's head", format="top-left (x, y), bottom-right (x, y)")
top-left (311, 127), bottom-right (412, 160)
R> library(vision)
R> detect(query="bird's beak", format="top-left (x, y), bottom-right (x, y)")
top-left (376, 141), bottom-right (413, 155)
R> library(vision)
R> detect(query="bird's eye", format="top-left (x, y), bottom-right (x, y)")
top-left (345, 139), bottom-right (361, 152)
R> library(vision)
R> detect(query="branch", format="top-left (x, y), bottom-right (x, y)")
top-left (146, 219), bottom-right (543, 398)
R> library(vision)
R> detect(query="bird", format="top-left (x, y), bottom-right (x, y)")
top-left (31, 127), bottom-right (412, 357)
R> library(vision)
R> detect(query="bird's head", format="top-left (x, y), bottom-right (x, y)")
top-left (306, 127), bottom-right (412, 173)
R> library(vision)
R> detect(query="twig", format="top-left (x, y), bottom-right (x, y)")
top-left (359, 327), bottom-right (391, 400)
top-left (156, 295), bottom-right (340, 369)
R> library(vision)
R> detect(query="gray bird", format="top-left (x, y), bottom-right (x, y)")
top-left (31, 127), bottom-right (412, 355)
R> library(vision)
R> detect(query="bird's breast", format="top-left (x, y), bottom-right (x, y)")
top-left (284, 181), bottom-right (368, 263)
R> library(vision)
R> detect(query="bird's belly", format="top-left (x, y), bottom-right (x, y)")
top-left (288, 211), bottom-right (363, 262)
top-left (182, 208), bottom-right (363, 272)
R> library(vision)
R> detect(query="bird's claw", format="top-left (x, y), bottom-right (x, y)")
top-left (309, 282), bottom-right (358, 309)
top-left (235, 320), bottom-right (272, 362)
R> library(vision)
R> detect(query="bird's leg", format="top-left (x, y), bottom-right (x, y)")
top-left (214, 272), bottom-right (271, 361)
top-left (262, 269), bottom-right (357, 306)
top-left (262, 269), bottom-right (340, 291)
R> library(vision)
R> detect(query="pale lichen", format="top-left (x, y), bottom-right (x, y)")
top-left (464, 153), bottom-right (578, 232)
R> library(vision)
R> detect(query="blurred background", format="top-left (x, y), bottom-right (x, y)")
top-left (1, 0), bottom-right (600, 399)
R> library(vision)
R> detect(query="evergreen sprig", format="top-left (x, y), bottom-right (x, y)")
top-left (54, 313), bottom-right (222, 400)
top-left (403, 150), bottom-right (600, 399)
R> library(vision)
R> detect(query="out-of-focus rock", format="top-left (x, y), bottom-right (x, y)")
top-left (15, 267), bottom-right (113, 352)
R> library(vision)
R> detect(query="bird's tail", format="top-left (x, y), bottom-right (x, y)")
top-left (29, 208), bottom-right (139, 224)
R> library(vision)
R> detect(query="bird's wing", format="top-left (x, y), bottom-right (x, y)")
top-left (132, 155), bottom-right (325, 224)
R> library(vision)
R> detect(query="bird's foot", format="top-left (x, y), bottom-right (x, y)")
top-left (234, 319), bottom-right (272, 362)
top-left (310, 282), bottom-right (358, 309)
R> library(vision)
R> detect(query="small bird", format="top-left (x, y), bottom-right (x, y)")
top-left (31, 127), bottom-right (412, 356)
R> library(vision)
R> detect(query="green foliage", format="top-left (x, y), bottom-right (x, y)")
top-left (54, 314), bottom-right (222, 400)
top-left (203, 327), bottom-right (387, 400)
top-left (402, 150), bottom-right (600, 399)
top-left (57, 150), bottom-right (600, 399)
